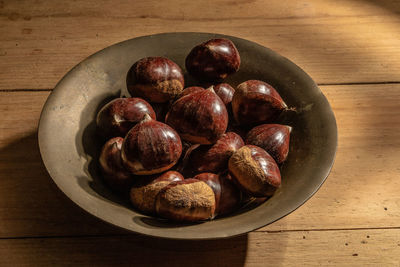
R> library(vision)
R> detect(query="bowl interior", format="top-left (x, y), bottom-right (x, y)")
top-left (38, 32), bottom-right (337, 239)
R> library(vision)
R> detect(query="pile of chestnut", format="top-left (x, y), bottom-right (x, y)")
top-left (97, 38), bottom-right (292, 222)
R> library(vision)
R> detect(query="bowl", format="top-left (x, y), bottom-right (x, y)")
top-left (38, 32), bottom-right (337, 239)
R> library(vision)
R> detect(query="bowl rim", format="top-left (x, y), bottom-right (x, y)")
top-left (38, 32), bottom-right (338, 240)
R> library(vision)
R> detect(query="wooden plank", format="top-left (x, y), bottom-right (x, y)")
top-left (1, 0), bottom-right (400, 89)
top-left (0, 91), bottom-right (127, 237)
top-left (0, 83), bottom-right (399, 237)
top-left (0, 229), bottom-right (399, 266)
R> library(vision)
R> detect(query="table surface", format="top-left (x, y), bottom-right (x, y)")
top-left (1, 0), bottom-right (400, 266)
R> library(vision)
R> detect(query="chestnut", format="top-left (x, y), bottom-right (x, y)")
top-left (121, 114), bottom-right (182, 175)
top-left (99, 137), bottom-right (133, 192)
top-left (232, 80), bottom-right (287, 125)
top-left (165, 86), bottom-right (228, 144)
top-left (194, 173), bottom-right (241, 216)
top-left (246, 124), bottom-right (292, 164)
top-left (178, 86), bottom-right (204, 99)
top-left (185, 38), bottom-right (240, 81)
top-left (228, 145), bottom-right (281, 197)
top-left (127, 57), bottom-right (184, 103)
top-left (96, 97), bottom-right (156, 138)
top-left (155, 178), bottom-right (216, 221)
top-left (190, 132), bottom-right (244, 173)
top-left (130, 171), bottom-right (184, 214)
top-left (151, 102), bottom-right (170, 122)
top-left (214, 83), bottom-right (235, 105)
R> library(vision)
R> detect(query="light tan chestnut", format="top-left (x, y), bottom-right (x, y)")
top-left (130, 171), bottom-right (184, 215)
top-left (155, 179), bottom-right (216, 221)
top-left (228, 145), bottom-right (281, 197)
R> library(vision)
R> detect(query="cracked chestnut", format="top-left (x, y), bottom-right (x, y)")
top-left (166, 86), bottom-right (228, 144)
top-left (96, 97), bottom-right (156, 138)
top-left (185, 38), bottom-right (240, 81)
top-left (127, 57), bottom-right (184, 103)
top-left (246, 124), bottom-right (292, 164)
top-left (121, 114), bottom-right (182, 175)
top-left (155, 178), bottom-right (216, 221)
top-left (228, 145), bottom-right (281, 197)
top-left (232, 80), bottom-right (287, 125)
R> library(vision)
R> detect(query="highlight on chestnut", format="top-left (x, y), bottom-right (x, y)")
top-left (95, 37), bottom-right (294, 223)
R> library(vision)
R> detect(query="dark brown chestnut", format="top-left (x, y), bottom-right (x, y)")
top-left (246, 124), bottom-right (292, 164)
top-left (99, 137), bottom-right (133, 192)
top-left (165, 86), bottom-right (228, 144)
top-left (228, 145), bottom-right (281, 197)
top-left (232, 80), bottom-right (287, 125)
top-left (185, 38), bottom-right (240, 81)
top-left (178, 86), bottom-right (204, 98)
top-left (151, 102), bottom-right (170, 122)
top-left (194, 173), bottom-right (241, 216)
top-left (127, 57), bottom-right (184, 103)
top-left (214, 83), bottom-right (235, 105)
top-left (130, 171), bottom-right (184, 214)
top-left (190, 132), bottom-right (244, 173)
top-left (155, 178), bottom-right (216, 221)
top-left (96, 97), bottom-right (156, 138)
top-left (121, 114), bottom-right (182, 175)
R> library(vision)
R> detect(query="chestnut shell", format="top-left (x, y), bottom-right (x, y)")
top-left (194, 173), bottom-right (241, 216)
top-left (179, 86), bottom-right (205, 99)
top-left (127, 57), bottom-right (184, 103)
top-left (96, 97), bottom-right (156, 138)
top-left (99, 137), bottom-right (133, 192)
top-left (121, 115), bottom-right (182, 175)
top-left (228, 145), bottom-right (281, 197)
top-left (190, 132), bottom-right (244, 173)
top-left (166, 87), bottom-right (228, 144)
top-left (246, 124), bottom-right (292, 164)
top-left (185, 38), bottom-right (240, 81)
top-left (155, 178), bottom-right (216, 222)
top-left (232, 80), bottom-right (287, 125)
top-left (214, 83), bottom-right (235, 105)
top-left (130, 171), bottom-right (184, 215)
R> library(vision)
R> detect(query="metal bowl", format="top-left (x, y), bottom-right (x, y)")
top-left (38, 32), bottom-right (337, 239)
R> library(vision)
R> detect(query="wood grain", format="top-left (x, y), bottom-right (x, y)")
top-left (0, 83), bottom-right (399, 238)
top-left (1, 0), bottom-right (400, 89)
top-left (0, 229), bottom-right (399, 266)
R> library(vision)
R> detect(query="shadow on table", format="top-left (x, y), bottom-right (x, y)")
top-left (0, 133), bottom-right (293, 266)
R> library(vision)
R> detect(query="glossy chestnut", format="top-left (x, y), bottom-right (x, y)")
top-left (214, 83), bottom-right (235, 105)
top-left (185, 38), bottom-right (240, 81)
top-left (194, 173), bottom-right (241, 216)
top-left (190, 132), bottom-right (244, 173)
top-left (130, 171), bottom-right (184, 214)
top-left (96, 97), bottom-right (156, 138)
top-left (165, 86), bottom-right (229, 144)
top-left (121, 114), bottom-right (182, 175)
top-left (155, 178), bottom-right (216, 221)
top-left (178, 86), bottom-right (204, 98)
top-left (246, 124), bottom-right (292, 164)
top-left (99, 137), bottom-right (133, 192)
top-left (127, 57), bottom-right (184, 103)
top-left (232, 80), bottom-right (287, 125)
top-left (228, 145), bottom-right (281, 197)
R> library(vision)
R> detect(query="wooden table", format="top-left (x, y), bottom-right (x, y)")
top-left (1, 0), bottom-right (400, 265)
